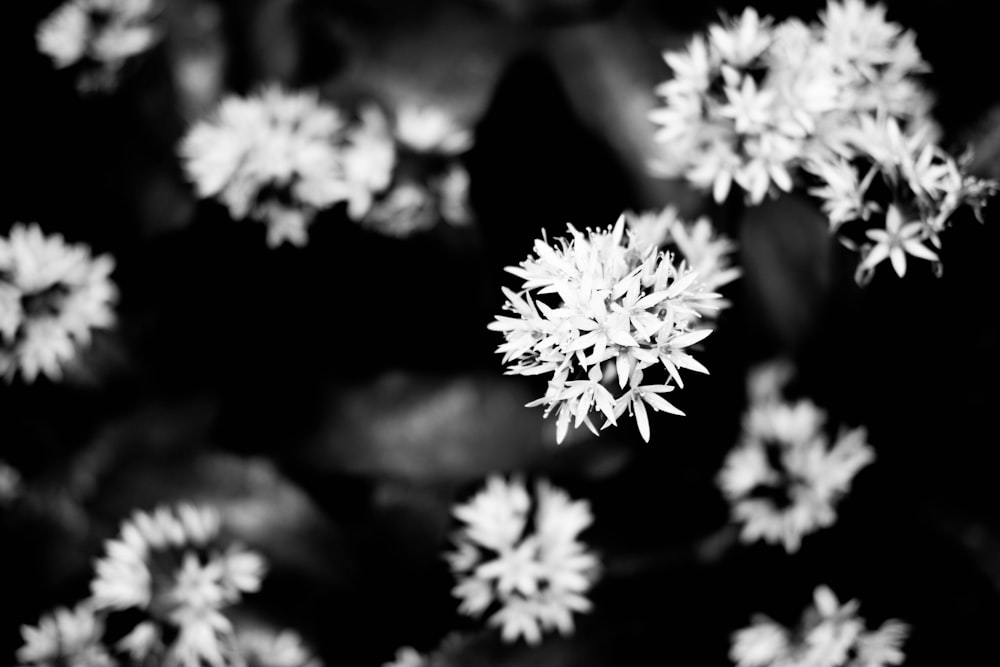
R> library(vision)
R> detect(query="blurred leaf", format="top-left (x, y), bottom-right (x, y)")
top-left (738, 194), bottom-right (834, 351)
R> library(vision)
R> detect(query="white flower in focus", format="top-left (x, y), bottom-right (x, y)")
top-left (488, 215), bottom-right (717, 443)
top-left (235, 627), bottom-right (323, 667)
top-left (36, 0), bottom-right (160, 92)
top-left (394, 105), bottom-right (473, 155)
top-left (731, 585), bottom-right (909, 667)
top-left (17, 603), bottom-right (115, 667)
top-left (0, 223), bottom-right (117, 383)
top-left (447, 476), bottom-right (599, 645)
top-left (89, 503), bottom-right (266, 667)
top-left (382, 647), bottom-right (425, 667)
top-left (718, 391), bottom-right (874, 553)
top-left (179, 86), bottom-right (354, 247)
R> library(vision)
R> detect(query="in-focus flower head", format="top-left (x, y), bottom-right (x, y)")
top-left (489, 214), bottom-right (717, 443)
top-left (447, 475), bottom-right (599, 644)
top-left (16, 602), bottom-right (115, 667)
top-left (718, 364), bottom-right (874, 552)
top-left (36, 0), bottom-right (161, 93)
top-left (0, 223), bottom-right (117, 383)
top-left (89, 503), bottom-right (266, 667)
top-left (623, 206), bottom-right (742, 316)
top-left (731, 585), bottom-right (909, 667)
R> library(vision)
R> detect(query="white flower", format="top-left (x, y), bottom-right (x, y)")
top-left (624, 207), bottom-right (741, 311)
top-left (36, 0), bottom-right (160, 92)
top-left (179, 86), bottom-right (357, 247)
top-left (393, 105), bottom-right (473, 155)
top-left (709, 8), bottom-right (773, 68)
top-left (17, 602), bottom-right (115, 667)
top-left (447, 476), bottom-right (599, 644)
top-left (856, 204), bottom-right (938, 281)
top-left (0, 223), bottom-right (117, 383)
top-left (718, 392), bottom-right (874, 553)
top-left (235, 627), bottom-right (323, 667)
top-left (488, 214), bottom-right (717, 443)
top-left (89, 503), bottom-right (266, 667)
top-left (731, 585), bottom-right (910, 667)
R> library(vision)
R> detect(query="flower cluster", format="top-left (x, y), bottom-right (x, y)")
top-left (623, 206), bottom-right (742, 319)
top-left (16, 602), bottom-right (115, 667)
top-left (89, 503), bottom-right (266, 666)
top-left (804, 115), bottom-right (998, 283)
top-left (717, 363), bottom-right (875, 552)
top-left (446, 475), bottom-right (599, 644)
top-left (0, 223), bottom-right (117, 383)
top-left (179, 87), bottom-right (397, 247)
top-left (650, 1), bottom-right (933, 205)
top-left (731, 585), bottom-right (909, 667)
top-left (650, 1), bottom-right (996, 283)
top-left (489, 214), bottom-right (718, 443)
top-left (15, 502), bottom-right (276, 667)
top-left (36, 0), bottom-right (161, 93)
top-left (360, 104), bottom-right (474, 238)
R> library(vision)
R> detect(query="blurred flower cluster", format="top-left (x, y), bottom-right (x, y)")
top-left (0, 223), bottom-right (116, 383)
top-left (731, 585), bottom-right (908, 667)
top-left (650, 0), bottom-right (997, 282)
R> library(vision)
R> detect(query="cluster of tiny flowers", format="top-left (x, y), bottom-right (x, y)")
top-left (804, 115), bottom-right (998, 283)
top-left (0, 223), bottom-right (117, 383)
top-left (360, 104), bottom-right (474, 238)
top-left (16, 602), bottom-right (115, 667)
top-left (36, 0), bottom-right (161, 93)
top-left (731, 585), bottom-right (909, 667)
top-left (489, 215), bottom-right (718, 443)
top-left (234, 627), bottom-right (323, 667)
top-left (650, 1), bottom-right (935, 205)
top-left (623, 206), bottom-right (742, 320)
top-left (179, 86), bottom-right (397, 247)
top-left (86, 503), bottom-right (266, 667)
top-left (650, 1), bottom-right (997, 283)
top-left (446, 476), bottom-right (599, 645)
top-left (717, 363), bottom-right (874, 552)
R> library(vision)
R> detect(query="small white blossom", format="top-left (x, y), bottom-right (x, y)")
top-left (447, 476), bottom-right (599, 645)
top-left (489, 214), bottom-right (717, 443)
top-left (36, 0), bottom-right (161, 93)
top-left (731, 585), bottom-right (909, 667)
top-left (89, 503), bottom-right (266, 667)
top-left (0, 223), bottom-right (117, 383)
top-left (17, 602), bottom-right (115, 667)
top-left (718, 374), bottom-right (874, 553)
top-left (856, 203), bottom-right (938, 281)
